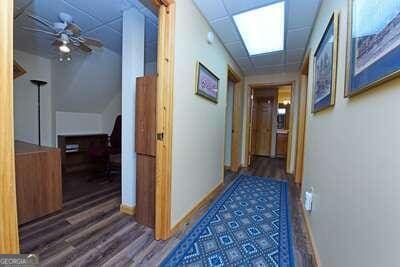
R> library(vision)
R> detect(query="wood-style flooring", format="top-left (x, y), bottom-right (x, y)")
top-left (19, 157), bottom-right (316, 267)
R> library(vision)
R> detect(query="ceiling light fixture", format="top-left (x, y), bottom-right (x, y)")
top-left (233, 1), bottom-right (285, 55)
top-left (59, 44), bottom-right (70, 53)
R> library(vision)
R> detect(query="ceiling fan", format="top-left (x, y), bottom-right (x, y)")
top-left (22, 12), bottom-right (104, 56)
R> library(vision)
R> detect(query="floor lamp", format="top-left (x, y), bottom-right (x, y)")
top-left (30, 80), bottom-right (47, 146)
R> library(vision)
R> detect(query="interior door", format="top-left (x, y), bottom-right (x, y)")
top-left (255, 97), bottom-right (273, 156)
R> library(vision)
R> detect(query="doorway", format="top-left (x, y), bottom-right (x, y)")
top-left (223, 66), bottom-right (242, 174)
top-left (246, 83), bottom-right (294, 169)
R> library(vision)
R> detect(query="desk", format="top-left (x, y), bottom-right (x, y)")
top-left (15, 141), bottom-right (62, 224)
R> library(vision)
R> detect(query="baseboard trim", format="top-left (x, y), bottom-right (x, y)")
top-left (120, 204), bottom-right (136, 216)
top-left (170, 181), bottom-right (224, 236)
top-left (300, 200), bottom-right (321, 267)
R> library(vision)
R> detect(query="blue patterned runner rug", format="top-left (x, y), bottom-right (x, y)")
top-left (161, 175), bottom-right (294, 267)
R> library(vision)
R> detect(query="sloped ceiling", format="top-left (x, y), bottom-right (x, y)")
top-left (53, 48), bottom-right (122, 113)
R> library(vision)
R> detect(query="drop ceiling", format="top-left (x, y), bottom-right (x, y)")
top-left (193, 0), bottom-right (321, 75)
top-left (13, 0), bottom-right (158, 62)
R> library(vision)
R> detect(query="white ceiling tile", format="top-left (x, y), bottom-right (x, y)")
top-left (64, 0), bottom-right (134, 23)
top-left (222, 0), bottom-right (278, 15)
top-left (86, 26), bottom-right (122, 54)
top-left (251, 51), bottom-right (284, 67)
top-left (145, 19), bottom-right (158, 44)
top-left (285, 62), bottom-right (301, 72)
top-left (288, 0), bottom-right (320, 29)
top-left (286, 49), bottom-right (304, 64)
top-left (253, 65), bottom-right (285, 75)
top-left (27, 0), bottom-right (101, 32)
top-left (193, 0), bottom-right (228, 21)
top-left (225, 42), bottom-right (248, 58)
top-left (211, 18), bottom-right (240, 43)
top-left (286, 27), bottom-right (311, 50)
top-left (108, 17), bottom-right (123, 33)
top-left (236, 56), bottom-right (253, 69)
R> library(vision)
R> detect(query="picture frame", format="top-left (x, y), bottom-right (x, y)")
top-left (195, 61), bottom-right (219, 103)
top-left (312, 12), bottom-right (339, 113)
top-left (13, 60), bottom-right (26, 80)
top-left (345, 0), bottom-right (400, 97)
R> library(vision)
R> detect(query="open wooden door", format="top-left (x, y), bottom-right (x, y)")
top-left (0, 0), bottom-right (20, 253)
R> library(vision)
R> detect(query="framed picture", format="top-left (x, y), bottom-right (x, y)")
top-left (312, 12), bottom-right (339, 113)
top-left (346, 0), bottom-right (400, 96)
top-left (13, 60), bottom-right (26, 79)
top-left (195, 62), bottom-right (219, 103)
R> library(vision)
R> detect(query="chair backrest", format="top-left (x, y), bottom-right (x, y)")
top-left (110, 115), bottom-right (121, 152)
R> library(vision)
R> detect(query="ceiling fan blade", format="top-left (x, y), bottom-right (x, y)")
top-left (21, 27), bottom-right (59, 36)
top-left (82, 37), bottom-right (103, 48)
top-left (52, 39), bottom-right (63, 47)
top-left (14, 0), bottom-right (33, 19)
top-left (78, 43), bottom-right (92, 53)
top-left (66, 23), bottom-right (81, 36)
top-left (26, 13), bottom-right (56, 32)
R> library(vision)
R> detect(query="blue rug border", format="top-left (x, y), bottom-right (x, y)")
top-left (160, 175), bottom-right (295, 267)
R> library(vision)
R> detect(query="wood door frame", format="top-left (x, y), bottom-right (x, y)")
top-left (0, 0), bottom-right (20, 253)
top-left (294, 51), bottom-right (310, 185)
top-left (154, 0), bottom-right (176, 240)
top-left (245, 82), bottom-right (295, 171)
top-left (223, 66), bottom-right (242, 174)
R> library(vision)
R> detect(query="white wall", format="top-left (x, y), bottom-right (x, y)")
top-left (13, 50), bottom-right (54, 147)
top-left (242, 73), bottom-right (299, 173)
top-left (302, 0), bottom-right (400, 266)
top-left (145, 61), bottom-right (157, 75)
top-left (55, 111), bottom-right (103, 137)
top-left (224, 81), bottom-right (234, 166)
top-left (102, 93), bottom-right (122, 135)
top-left (171, 0), bottom-right (243, 225)
top-left (121, 8), bottom-right (145, 207)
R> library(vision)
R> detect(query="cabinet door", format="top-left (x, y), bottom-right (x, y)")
top-left (135, 76), bottom-right (157, 156)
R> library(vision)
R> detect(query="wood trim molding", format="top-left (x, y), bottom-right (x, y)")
top-left (120, 204), bottom-right (136, 216)
top-left (170, 181), bottom-right (224, 236)
top-left (295, 52), bottom-right (310, 184)
top-left (300, 201), bottom-right (321, 267)
top-left (155, 2), bottom-right (175, 240)
top-left (0, 0), bottom-right (20, 254)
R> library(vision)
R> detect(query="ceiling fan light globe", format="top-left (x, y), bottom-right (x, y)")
top-left (59, 44), bottom-right (70, 53)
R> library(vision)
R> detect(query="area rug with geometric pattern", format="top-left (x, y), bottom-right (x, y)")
top-left (160, 175), bottom-right (294, 267)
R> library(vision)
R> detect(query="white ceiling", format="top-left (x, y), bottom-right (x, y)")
top-left (14, 0), bottom-right (158, 62)
top-left (193, 0), bottom-right (321, 75)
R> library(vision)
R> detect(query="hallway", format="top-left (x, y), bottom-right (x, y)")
top-left (19, 157), bottom-right (315, 266)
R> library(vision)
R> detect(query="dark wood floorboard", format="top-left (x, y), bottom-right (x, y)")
top-left (19, 158), bottom-right (315, 267)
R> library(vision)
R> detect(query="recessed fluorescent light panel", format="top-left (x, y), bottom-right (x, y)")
top-left (233, 1), bottom-right (285, 55)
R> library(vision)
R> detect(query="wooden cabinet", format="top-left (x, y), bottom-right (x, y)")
top-left (276, 132), bottom-right (288, 158)
top-left (58, 134), bottom-right (108, 175)
top-left (135, 75), bottom-right (157, 228)
top-left (15, 141), bottom-right (62, 224)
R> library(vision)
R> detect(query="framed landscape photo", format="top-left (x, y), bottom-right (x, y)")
top-left (312, 13), bottom-right (339, 112)
top-left (346, 0), bottom-right (400, 96)
top-left (195, 62), bottom-right (219, 103)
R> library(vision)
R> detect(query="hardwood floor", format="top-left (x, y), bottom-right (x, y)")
top-left (19, 157), bottom-right (316, 267)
